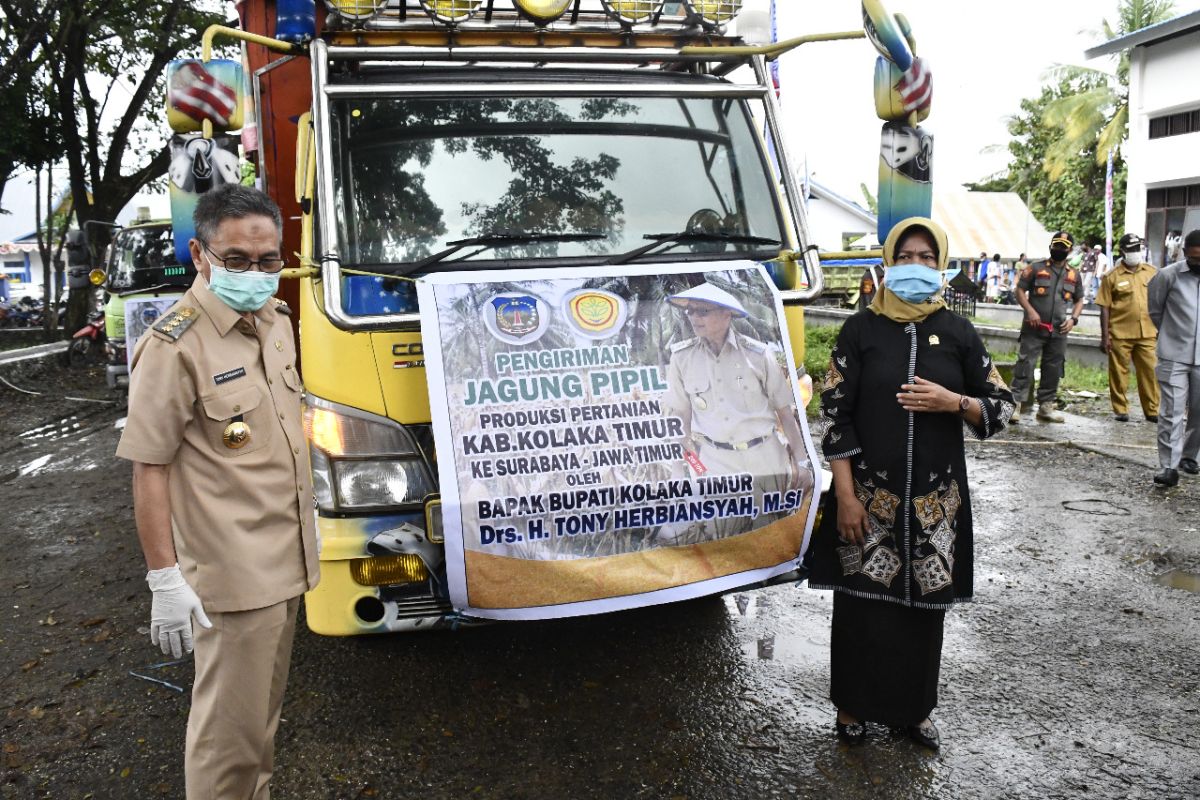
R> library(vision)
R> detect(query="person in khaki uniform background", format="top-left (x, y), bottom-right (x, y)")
top-left (661, 283), bottom-right (811, 541)
top-left (116, 184), bottom-right (318, 799)
top-left (1096, 233), bottom-right (1159, 423)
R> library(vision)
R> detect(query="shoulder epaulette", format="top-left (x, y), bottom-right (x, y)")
top-left (272, 297), bottom-right (292, 316)
top-left (670, 337), bottom-right (698, 353)
top-left (151, 307), bottom-right (200, 342)
top-left (738, 335), bottom-right (768, 354)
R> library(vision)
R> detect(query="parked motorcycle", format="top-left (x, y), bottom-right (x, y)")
top-left (67, 308), bottom-right (107, 366)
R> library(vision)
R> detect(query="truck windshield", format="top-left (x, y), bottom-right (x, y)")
top-left (106, 225), bottom-right (192, 292)
top-left (328, 95), bottom-right (786, 269)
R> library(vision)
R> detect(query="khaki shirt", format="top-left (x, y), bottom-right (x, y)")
top-left (665, 330), bottom-right (793, 446)
top-left (116, 278), bottom-right (319, 613)
top-left (1095, 261), bottom-right (1158, 340)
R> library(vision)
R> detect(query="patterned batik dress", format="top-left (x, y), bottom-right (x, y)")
top-left (806, 307), bottom-right (1015, 608)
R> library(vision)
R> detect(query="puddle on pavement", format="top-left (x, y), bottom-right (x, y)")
top-left (17, 453), bottom-right (53, 477)
top-left (1154, 569), bottom-right (1200, 593)
top-left (726, 595), bottom-right (826, 665)
top-left (20, 415), bottom-right (86, 442)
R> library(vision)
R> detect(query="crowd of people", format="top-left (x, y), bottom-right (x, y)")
top-left (998, 228), bottom-right (1200, 488)
top-left (115, 185), bottom-right (1198, 796)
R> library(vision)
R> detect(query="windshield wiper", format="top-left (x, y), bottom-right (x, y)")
top-left (405, 230), bottom-right (607, 274)
top-left (607, 231), bottom-right (781, 266)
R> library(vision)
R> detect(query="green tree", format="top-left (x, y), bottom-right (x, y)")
top-left (1041, 0), bottom-right (1176, 179)
top-left (1, 1), bottom-right (224, 330)
top-left (0, 0), bottom-right (67, 212)
top-left (992, 80), bottom-right (1128, 246)
top-left (51, 0), bottom-right (224, 331)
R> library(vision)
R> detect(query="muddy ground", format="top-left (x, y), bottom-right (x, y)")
top-left (0, 357), bottom-right (1198, 800)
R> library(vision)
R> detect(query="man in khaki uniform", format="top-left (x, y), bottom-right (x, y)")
top-left (117, 184), bottom-right (318, 799)
top-left (1097, 233), bottom-right (1159, 422)
top-left (661, 283), bottom-right (811, 541)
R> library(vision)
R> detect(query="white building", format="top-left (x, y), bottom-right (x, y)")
top-left (803, 180), bottom-right (878, 253)
top-left (1087, 10), bottom-right (1200, 268)
top-left (0, 235), bottom-right (47, 301)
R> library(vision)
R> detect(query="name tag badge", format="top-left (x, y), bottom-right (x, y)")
top-left (1117, 281), bottom-right (1130, 288)
top-left (214, 367), bottom-right (247, 385)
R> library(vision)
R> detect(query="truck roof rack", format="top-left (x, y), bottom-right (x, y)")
top-left (324, 1), bottom-right (730, 40)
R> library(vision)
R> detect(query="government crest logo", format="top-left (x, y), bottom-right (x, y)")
top-left (483, 293), bottom-right (550, 344)
top-left (562, 289), bottom-right (628, 340)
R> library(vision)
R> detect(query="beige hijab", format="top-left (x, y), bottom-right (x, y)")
top-left (869, 216), bottom-right (950, 323)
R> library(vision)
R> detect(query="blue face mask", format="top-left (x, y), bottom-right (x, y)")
top-left (884, 263), bottom-right (943, 304)
top-left (207, 265), bottom-right (280, 312)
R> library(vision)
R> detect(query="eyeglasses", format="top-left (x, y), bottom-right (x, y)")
top-left (201, 242), bottom-right (286, 274)
top-left (895, 250), bottom-right (938, 265)
top-left (683, 306), bottom-right (716, 317)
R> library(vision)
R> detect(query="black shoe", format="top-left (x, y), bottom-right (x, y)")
top-left (1114, 413), bottom-right (1129, 422)
top-left (835, 719), bottom-right (866, 746)
top-left (1146, 414), bottom-right (1159, 422)
top-left (1154, 468), bottom-right (1180, 487)
top-left (907, 719), bottom-right (940, 751)
top-left (1181, 459), bottom-right (1200, 475)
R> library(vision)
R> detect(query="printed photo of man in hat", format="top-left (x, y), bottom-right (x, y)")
top-left (659, 281), bottom-right (812, 543)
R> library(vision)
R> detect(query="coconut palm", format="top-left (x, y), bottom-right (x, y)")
top-left (1041, 0), bottom-right (1176, 180)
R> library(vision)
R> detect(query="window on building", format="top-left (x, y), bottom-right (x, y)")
top-left (1148, 109), bottom-right (1200, 140)
top-left (1146, 182), bottom-right (1200, 267)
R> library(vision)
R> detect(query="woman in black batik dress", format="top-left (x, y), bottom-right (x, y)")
top-left (806, 217), bottom-right (1015, 750)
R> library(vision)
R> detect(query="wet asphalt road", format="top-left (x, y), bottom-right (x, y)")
top-left (1, 362), bottom-right (1199, 799)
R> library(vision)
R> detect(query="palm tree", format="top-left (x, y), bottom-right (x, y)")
top-left (1041, 0), bottom-right (1176, 180)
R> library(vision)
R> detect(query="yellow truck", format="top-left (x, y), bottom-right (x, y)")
top-left (187, 0), bottom-right (841, 634)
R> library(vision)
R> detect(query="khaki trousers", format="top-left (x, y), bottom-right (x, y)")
top-left (186, 596), bottom-right (300, 800)
top-left (1107, 337), bottom-right (1160, 416)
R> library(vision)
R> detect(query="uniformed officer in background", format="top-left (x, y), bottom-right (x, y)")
top-left (1096, 233), bottom-right (1159, 423)
top-left (1010, 231), bottom-right (1086, 423)
top-left (116, 184), bottom-right (319, 798)
top-left (1147, 229), bottom-right (1200, 487)
top-left (661, 283), bottom-right (811, 541)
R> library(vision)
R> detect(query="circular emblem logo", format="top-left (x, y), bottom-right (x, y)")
top-left (482, 293), bottom-right (550, 345)
top-left (562, 289), bottom-right (628, 340)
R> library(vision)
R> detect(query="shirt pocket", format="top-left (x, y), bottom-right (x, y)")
top-left (200, 385), bottom-right (272, 457)
top-left (682, 371), bottom-right (713, 414)
top-left (281, 365), bottom-right (304, 393)
top-left (729, 365), bottom-right (770, 416)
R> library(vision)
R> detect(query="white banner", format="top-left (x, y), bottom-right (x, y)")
top-left (418, 261), bottom-right (820, 620)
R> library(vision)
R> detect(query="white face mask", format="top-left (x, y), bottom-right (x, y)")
top-left (1123, 251), bottom-right (1143, 266)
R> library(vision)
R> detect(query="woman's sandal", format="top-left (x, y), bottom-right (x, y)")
top-left (906, 719), bottom-right (940, 751)
top-left (835, 718), bottom-right (867, 745)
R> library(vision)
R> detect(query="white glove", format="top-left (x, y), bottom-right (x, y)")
top-left (146, 564), bottom-right (212, 658)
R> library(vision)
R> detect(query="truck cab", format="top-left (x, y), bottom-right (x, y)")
top-left (231, 0), bottom-right (824, 634)
top-left (101, 220), bottom-right (196, 389)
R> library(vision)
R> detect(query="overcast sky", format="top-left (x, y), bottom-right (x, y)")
top-left (3, 0), bottom-right (1197, 241)
top-left (773, 0), bottom-right (1200, 202)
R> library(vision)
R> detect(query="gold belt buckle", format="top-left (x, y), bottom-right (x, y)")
top-left (733, 441), bottom-right (749, 451)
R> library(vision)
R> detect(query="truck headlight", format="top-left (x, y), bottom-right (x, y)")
top-left (304, 396), bottom-right (436, 512)
top-left (684, 0), bottom-right (741, 28)
top-left (602, 0), bottom-right (664, 25)
top-left (513, 0), bottom-right (572, 24)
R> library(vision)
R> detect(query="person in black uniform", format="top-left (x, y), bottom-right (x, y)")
top-left (1010, 231), bottom-right (1086, 423)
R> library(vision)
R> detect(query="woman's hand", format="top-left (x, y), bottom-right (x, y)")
top-left (897, 375), bottom-right (958, 414)
top-left (836, 495), bottom-right (869, 546)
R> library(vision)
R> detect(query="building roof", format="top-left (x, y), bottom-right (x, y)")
top-left (1084, 9), bottom-right (1200, 59)
top-left (931, 190), bottom-right (1052, 259)
top-left (808, 179), bottom-right (877, 227)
